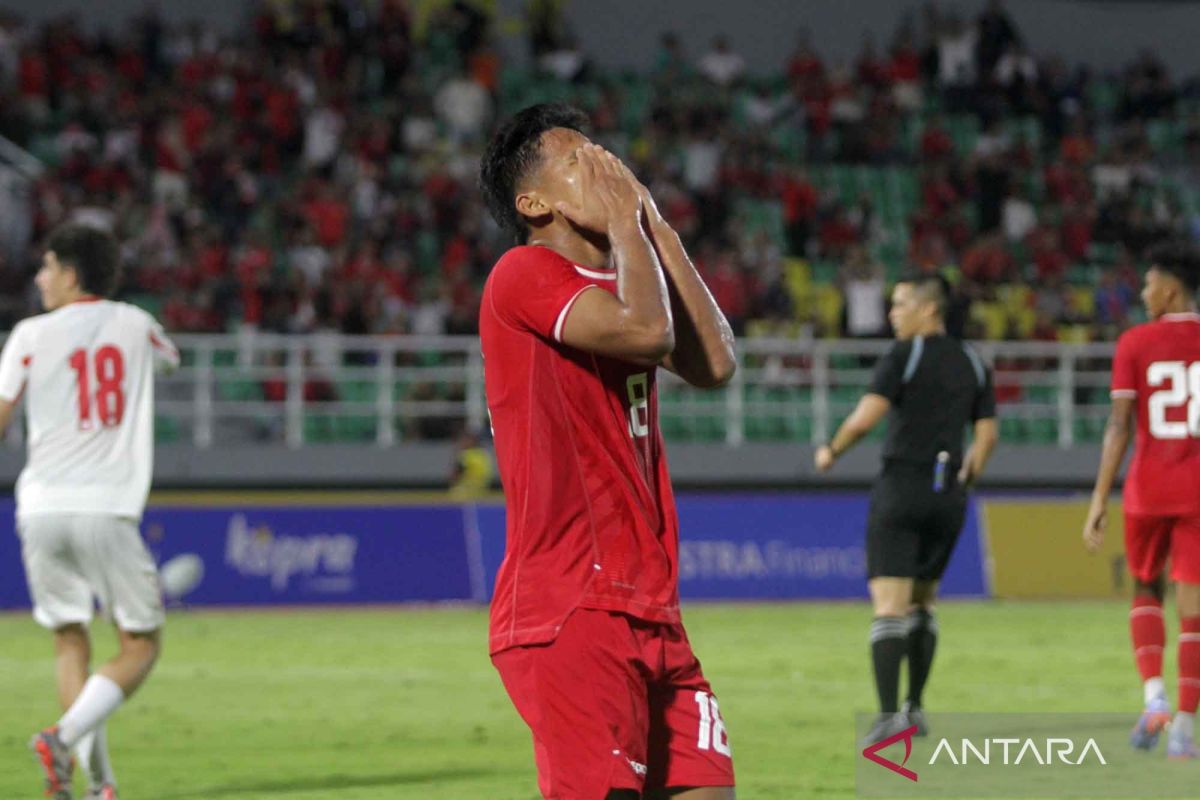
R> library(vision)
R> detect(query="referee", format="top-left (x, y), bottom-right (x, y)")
top-left (814, 272), bottom-right (998, 745)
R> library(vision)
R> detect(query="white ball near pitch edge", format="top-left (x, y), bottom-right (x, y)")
top-left (160, 554), bottom-right (205, 599)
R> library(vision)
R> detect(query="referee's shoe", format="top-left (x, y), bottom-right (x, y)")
top-left (861, 711), bottom-right (913, 747)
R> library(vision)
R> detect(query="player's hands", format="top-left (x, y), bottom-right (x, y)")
top-left (957, 463), bottom-right (975, 488)
top-left (554, 145), bottom-right (642, 236)
top-left (814, 445), bottom-right (835, 473)
top-left (1083, 503), bottom-right (1107, 553)
top-left (633, 177), bottom-right (668, 231)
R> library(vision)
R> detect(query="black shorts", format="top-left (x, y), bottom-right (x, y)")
top-left (866, 462), bottom-right (968, 581)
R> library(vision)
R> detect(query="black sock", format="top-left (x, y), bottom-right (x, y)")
top-left (870, 616), bottom-right (909, 714)
top-left (906, 608), bottom-right (938, 708)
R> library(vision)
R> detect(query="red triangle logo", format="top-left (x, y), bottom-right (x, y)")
top-left (862, 724), bottom-right (919, 782)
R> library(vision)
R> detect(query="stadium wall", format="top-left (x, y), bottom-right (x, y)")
top-left (10, 0), bottom-right (1199, 76)
top-left (0, 443), bottom-right (1111, 489)
top-left (0, 493), bottom-right (990, 610)
top-left (561, 0), bottom-right (1200, 76)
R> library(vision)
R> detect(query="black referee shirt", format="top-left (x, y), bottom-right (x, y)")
top-left (868, 335), bottom-right (996, 467)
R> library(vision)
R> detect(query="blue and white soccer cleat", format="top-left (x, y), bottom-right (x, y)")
top-left (1166, 725), bottom-right (1200, 760)
top-left (1131, 696), bottom-right (1172, 750)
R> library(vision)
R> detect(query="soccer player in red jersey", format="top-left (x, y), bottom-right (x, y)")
top-left (1085, 242), bottom-right (1200, 759)
top-left (478, 103), bottom-right (738, 799)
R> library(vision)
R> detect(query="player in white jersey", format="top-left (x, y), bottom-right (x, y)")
top-left (0, 224), bottom-right (179, 800)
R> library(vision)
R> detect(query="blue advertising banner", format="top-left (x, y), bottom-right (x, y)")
top-left (0, 493), bottom-right (987, 610)
top-left (0, 500), bottom-right (478, 609)
top-left (476, 495), bottom-right (987, 602)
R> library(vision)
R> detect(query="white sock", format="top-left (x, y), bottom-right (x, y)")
top-left (1174, 711), bottom-right (1195, 739)
top-left (57, 675), bottom-right (125, 747)
top-left (74, 725), bottom-right (117, 788)
top-left (1145, 677), bottom-right (1167, 705)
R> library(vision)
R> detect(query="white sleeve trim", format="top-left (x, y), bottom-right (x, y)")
top-left (1110, 389), bottom-right (1137, 398)
top-left (553, 285), bottom-right (600, 343)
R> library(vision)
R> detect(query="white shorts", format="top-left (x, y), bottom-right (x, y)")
top-left (18, 514), bottom-right (165, 633)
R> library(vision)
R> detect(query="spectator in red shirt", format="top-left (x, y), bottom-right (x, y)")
top-left (889, 31), bottom-right (923, 111)
top-left (856, 33), bottom-right (891, 89)
top-left (702, 247), bottom-right (749, 332)
top-left (921, 115), bottom-right (950, 161)
top-left (1030, 226), bottom-right (1070, 281)
top-left (1060, 117), bottom-right (1096, 165)
top-left (302, 181), bottom-right (349, 249)
top-left (818, 208), bottom-right (860, 258)
top-left (961, 232), bottom-right (1016, 284)
top-left (1060, 202), bottom-right (1095, 261)
top-left (787, 30), bottom-right (824, 84)
top-left (180, 96), bottom-right (214, 153)
top-left (779, 165), bottom-right (818, 256)
top-left (921, 163), bottom-right (960, 215)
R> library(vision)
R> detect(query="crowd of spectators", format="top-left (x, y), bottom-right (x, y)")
top-left (0, 0), bottom-right (1198, 345)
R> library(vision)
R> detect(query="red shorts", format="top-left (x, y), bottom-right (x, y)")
top-left (1124, 513), bottom-right (1200, 584)
top-left (492, 608), bottom-right (736, 800)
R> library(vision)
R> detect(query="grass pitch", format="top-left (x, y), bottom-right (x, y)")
top-left (0, 601), bottom-right (1158, 798)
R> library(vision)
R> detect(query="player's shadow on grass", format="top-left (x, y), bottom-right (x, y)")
top-left (159, 767), bottom-right (498, 798)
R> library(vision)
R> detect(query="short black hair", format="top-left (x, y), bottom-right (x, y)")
top-left (897, 270), bottom-right (950, 318)
top-left (45, 223), bottom-right (122, 297)
top-left (1148, 240), bottom-right (1200, 294)
top-left (479, 103), bottom-right (590, 243)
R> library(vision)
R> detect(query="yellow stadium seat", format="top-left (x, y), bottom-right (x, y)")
top-left (971, 302), bottom-right (1008, 340)
top-left (997, 284), bottom-right (1032, 316)
top-left (815, 285), bottom-right (844, 337)
top-left (1057, 324), bottom-right (1092, 343)
top-left (1068, 287), bottom-right (1097, 318)
top-left (1012, 307), bottom-right (1037, 339)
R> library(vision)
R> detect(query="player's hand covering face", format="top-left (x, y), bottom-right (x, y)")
top-left (553, 144), bottom-right (642, 235)
top-left (523, 129), bottom-right (642, 236)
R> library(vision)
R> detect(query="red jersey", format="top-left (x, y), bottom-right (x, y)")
top-left (480, 245), bottom-right (681, 655)
top-left (1112, 312), bottom-right (1200, 515)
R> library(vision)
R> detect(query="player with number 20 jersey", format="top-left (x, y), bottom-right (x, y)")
top-left (1086, 242), bottom-right (1200, 760)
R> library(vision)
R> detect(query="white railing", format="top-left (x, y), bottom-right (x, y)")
top-left (4, 333), bottom-right (1119, 449)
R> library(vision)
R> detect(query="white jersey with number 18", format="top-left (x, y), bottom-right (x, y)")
top-left (0, 298), bottom-right (179, 520)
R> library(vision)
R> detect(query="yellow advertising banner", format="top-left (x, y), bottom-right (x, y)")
top-left (983, 499), bottom-right (1129, 599)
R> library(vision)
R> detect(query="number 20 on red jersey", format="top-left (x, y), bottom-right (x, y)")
top-left (1147, 360), bottom-right (1200, 439)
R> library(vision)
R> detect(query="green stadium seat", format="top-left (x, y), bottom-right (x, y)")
top-left (217, 380), bottom-right (263, 402)
top-left (335, 415), bottom-right (376, 442)
top-left (1030, 418), bottom-right (1058, 444)
top-left (810, 260), bottom-right (839, 284)
top-left (999, 417), bottom-right (1028, 443)
top-left (155, 415), bottom-right (181, 444)
top-left (661, 414), bottom-right (687, 441)
top-left (832, 384), bottom-right (863, 401)
top-left (125, 294), bottom-right (165, 318)
top-left (1026, 385), bottom-right (1057, 404)
top-left (1073, 417), bottom-right (1104, 444)
top-left (339, 380), bottom-right (376, 403)
top-left (303, 414), bottom-right (337, 443)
